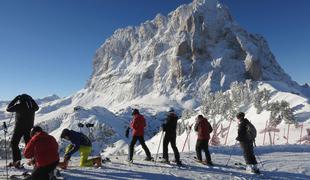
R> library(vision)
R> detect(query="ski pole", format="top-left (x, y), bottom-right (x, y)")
top-left (3, 122), bottom-right (8, 180)
top-left (226, 140), bottom-right (237, 166)
top-left (155, 131), bottom-right (164, 164)
top-left (253, 141), bottom-right (264, 169)
top-left (182, 125), bottom-right (192, 152)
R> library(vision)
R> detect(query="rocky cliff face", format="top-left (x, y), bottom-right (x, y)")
top-left (86, 0), bottom-right (297, 107)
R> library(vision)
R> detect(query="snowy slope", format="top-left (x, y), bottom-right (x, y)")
top-left (130, 81), bottom-right (310, 157)
top-left (1, 145), bottom-right (310, 180)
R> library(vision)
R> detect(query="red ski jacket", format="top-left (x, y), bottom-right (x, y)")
top-left (194, 118), bottom-right (213, 140)
top-left (23, 132), bottom-right (59, 168)
top-left (130, 114), bottom-right (146, 136)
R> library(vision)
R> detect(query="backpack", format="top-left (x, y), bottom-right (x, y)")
top-left (246, 122), bottom-right (257, 141)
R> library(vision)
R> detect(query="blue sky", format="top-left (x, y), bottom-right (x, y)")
top-left (0, 0), bottom-right (309, 100)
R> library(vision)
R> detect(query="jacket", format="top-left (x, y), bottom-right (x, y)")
top-left (23, 132), bottom-right (59, 168)
top-left (130, 114), bottom-right (146, 136)
top-left (194, 117), bottom-right (213, 140)
top-left (162, 113), bottom-right (178, 135)
top-left (65, 130), bottom-right (92, 158)
top-left (236, 118), bottom-right (252, 143)
top-left (7, 94), bottom-right (39, 130)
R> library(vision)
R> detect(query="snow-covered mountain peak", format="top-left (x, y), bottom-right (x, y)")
top-left (86, 0), bottom-right (299, 108)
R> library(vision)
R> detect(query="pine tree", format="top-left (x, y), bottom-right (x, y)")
top-left (280, 100), bottom-right (296, 125)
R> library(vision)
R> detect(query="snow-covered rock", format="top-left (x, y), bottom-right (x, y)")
top-left (86, 0), bottom-right (299, 107)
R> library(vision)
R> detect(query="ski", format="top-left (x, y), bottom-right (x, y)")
top-left (155, 160), bottom-right (174, 168)
top-left (233, 162), bottom-right (267, 176)
top-left (9, 171), bottom-right (31, 180)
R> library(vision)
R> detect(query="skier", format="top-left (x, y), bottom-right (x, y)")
top-left (194, 115), bottom-right (213, 166)
top-left (6, 94), bottom-right (39, 168)
top-left (236, 112), bottom-right (260, 174)
top-left (128, 109), bottom-right (153, 162)
top-left (161, 108), bottom-right (182, 166)
top-left (23, 126), bottom-right (59, 180)
top-left (58, 129), bottom-right (101, 169)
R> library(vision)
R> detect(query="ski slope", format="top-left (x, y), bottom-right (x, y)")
top-left (1, 145), bottom-right (309, 180)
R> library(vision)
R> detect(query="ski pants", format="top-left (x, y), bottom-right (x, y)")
top-left (30, 160), bottom-right (59, 180)
top-left (240, 142), bottom-right (257, 165)
top-left (162, 133), bottom-right (180, 162)
top-left (65, 144), bottom-right (93, 167)
top-left (129, 136), bottom-right (151, 161)
top-left (11, 126), bottom-right (31, 162)
top-left (195, 139), bottom-right (212, 162)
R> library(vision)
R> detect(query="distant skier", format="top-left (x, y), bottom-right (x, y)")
top-left (6, 94), bottom-right (39, 168)
top-left (128, 109), bottom-right (153, 162)
top-left (236, 112), bottom-right (260, 174)
top-left (161, 108), bottom-right (182, 166)
top-left (194, 115), bottom-right (213, 165)
top-left (23, 126), bottom-right (59, 180)
top-left (58, 129), bottom-right (101, 169)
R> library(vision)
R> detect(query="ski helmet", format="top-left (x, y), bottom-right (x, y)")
top-left (61, 129), bottom-right (70, 139)
top-left (236, 112), bottom-right (245, 119)
top-left (168, 107), bottom-right (175, 113)
top-left (30, 126), bottom-right (43, 137)
top-left (132, 109), bottom-right (139, 115)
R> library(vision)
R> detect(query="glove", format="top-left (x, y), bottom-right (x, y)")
top-left (27, 158), bottom-right (35, 166)
top-left (64, 154), bottom-right (70, 162)
top-left (162, 124), bottom-right (166, 131)
top-left (125, 127), bottom-right (130, 138)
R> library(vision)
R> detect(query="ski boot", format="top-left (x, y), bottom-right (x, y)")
top-left (8, 160), bottom-right (24, 169)
top-left (246, 164), bottom-right (260, 174)
top-left (176, 160), bottom-right (183, 167)
top-left (144, 156), bottom-right (154, 161)
top-left (204, 160), bottom-right (214, 166)
top-left (58, 159), bottom-right (69, 170)
top-left (91, 157), bottom-right (102, 167)
top-left (159, 158), bottom-right (170, 164)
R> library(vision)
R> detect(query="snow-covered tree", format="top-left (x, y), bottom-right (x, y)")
top-left (280, 101), bottom-right (297, 125)
top-left (267, 100), bottom-right (296, 126)
top-left (253, 90), bottom-right (264, 114)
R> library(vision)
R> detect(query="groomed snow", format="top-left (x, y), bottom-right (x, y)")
top-left (1, 145), bottom-right (309, 179)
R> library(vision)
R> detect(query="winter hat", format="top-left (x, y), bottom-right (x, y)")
top-left (30, 126), bottom-right (43, 137)
top-left (168, 107), bottom-right (175, 113)
top-left (236, 112), bottom-right (245, 119)
top-left (61, 129), bottom-right (70, 139)
top-left (132, 109), bottom-right (140, 115)
top-left (197, 115), bottom-right (203, 119)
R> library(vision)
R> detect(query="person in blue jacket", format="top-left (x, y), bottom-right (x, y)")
top-left (58, 129), bottom-right (101, 169)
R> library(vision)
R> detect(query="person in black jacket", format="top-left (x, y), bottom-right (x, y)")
top-left (161, 108), bottom-right (181, 166)
top-left (236, 112), bottom-right (260, 174)
top-left (6, 94), bottom-right (39, 168)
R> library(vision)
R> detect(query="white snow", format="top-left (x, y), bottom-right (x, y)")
top-left (1, 145), bottom-right (310, 179)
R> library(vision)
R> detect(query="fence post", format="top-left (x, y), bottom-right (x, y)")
top-left (287, 124), bottom-right (290, 144)
top-left (224, 119), bottom-right (233, 145)
top-left (299, 123), bottom-right (303, 145)
top-left (273, 131), bottom-right (276, 145)
top-left (263, 120), bottom-right (268, 145)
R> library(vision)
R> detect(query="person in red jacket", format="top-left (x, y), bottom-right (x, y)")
top-left (128, 109), bottom-right (152, 162)
top-left (23, 126), bottom-right (59, 180)
top-left (194, 115), bottom-right (213, 165)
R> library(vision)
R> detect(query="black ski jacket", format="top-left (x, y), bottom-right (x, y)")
top-left (236, 118), bottom-right (252, 144)
top-left (162, 112), bottom-right (178, 135)
top-left (6, 94), bottom-right (39, 130)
